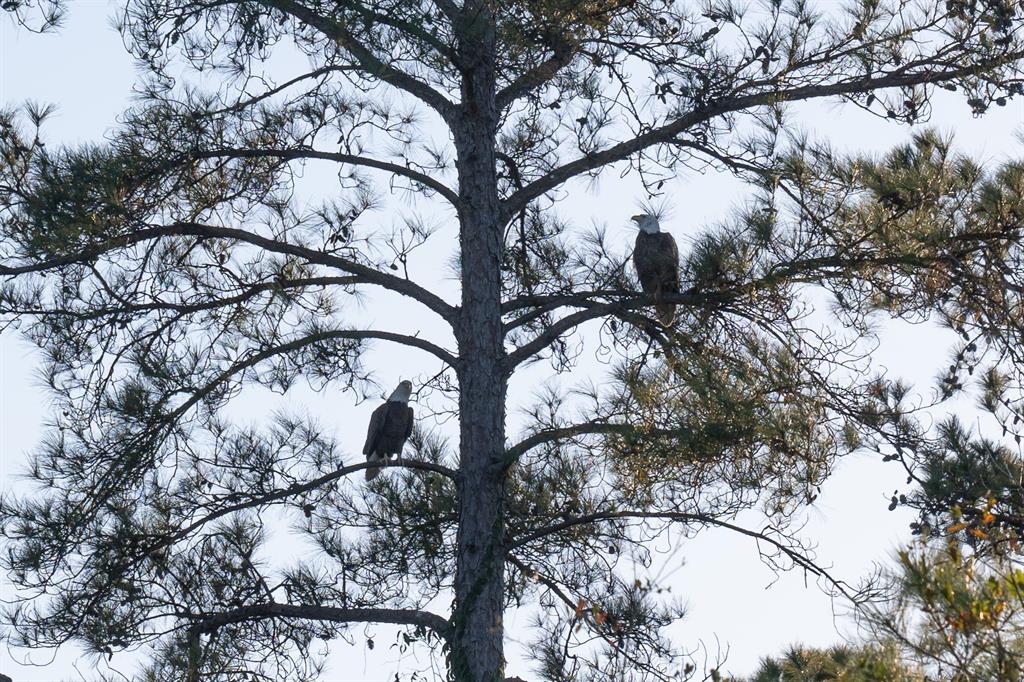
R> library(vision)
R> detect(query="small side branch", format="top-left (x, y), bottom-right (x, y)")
top-left (510, 511), bottom-right (860, 602)
top-left (164, 329), bottom-right (456, 434)
top-left (504, 419), bottom-right (658, 463)
top-left (176, 222), bottom-right (461, 324)
top-left (0, 275), bottom-right (359, 321)
top-left (495, 34), bottom-right (577, 110)
top-left (195, 148), bottom-right (459, 207)
top-left (141, 330), bottom-right (453, 437)
top-left (206, 65), bottom-right (359, 116)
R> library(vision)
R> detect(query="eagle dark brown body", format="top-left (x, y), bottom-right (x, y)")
top-left (362, 381), bottom-right (414, 481)
top-left (633, 229), bottom-right (680, 326)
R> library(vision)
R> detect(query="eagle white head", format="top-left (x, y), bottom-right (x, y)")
top-left (631, 213), bottom-right (661, 235)
top-left (387, 380), bottom-right (413, 403)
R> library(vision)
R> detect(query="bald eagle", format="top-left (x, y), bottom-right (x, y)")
top-left (362, 380), bottom-right (414, 481)
top-left (631, 214), bottom-right (679, 326)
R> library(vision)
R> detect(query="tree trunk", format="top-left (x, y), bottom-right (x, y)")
top-left (451, 8), bottom-right (506, 681)
top-left (451, 336), bottom-right (507, 682)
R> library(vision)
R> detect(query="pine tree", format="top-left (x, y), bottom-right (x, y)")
top-left (4, 2), bottom-right (1024, 681)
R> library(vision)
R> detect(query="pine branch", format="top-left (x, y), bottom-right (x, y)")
top-left (188, 602), bottom-right (453, 641)
top-left (502, 289), bottom-right (719, 371)
top-left (0, 276), bottom-right (360, 320)
top-left (72, 329), bottom-right (451, 528)
top-left (205, 65), bottom-right (360, 116)
top-left (502, 289), bottom-right (629, 315)
top-left (495, 33), bottom-right (577, 110)
top-left (503, 419), bottom-right (685, 463)
top-left (502, 288), bottom-right (711, 333)
top-left (253, 0), bottom-right (456, 119)
top-left (121, 459), bottom-right (456, 590)
top-left (331, 0), bottom-right (455, 58)
top-left (509, 511), bottom-right (862, 603)
top-left (0, 221), bottom-right (459, 323)
top-left (332, 329), bottom-right (458, 366)
top-left (502, 236), bottom-right (999, 370)
top-left (501, 55), bottom-right (1024, 217)
top-left (505, 554), bottom-right (680, 681)
top-left (163, 329), bottom-right (450, 422)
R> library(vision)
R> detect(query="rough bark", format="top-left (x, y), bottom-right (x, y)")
top-left (450, 5), bottom-right (507, 681)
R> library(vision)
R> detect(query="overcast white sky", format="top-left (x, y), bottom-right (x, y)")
top-left (2, 3), bottom-right (1023, 681)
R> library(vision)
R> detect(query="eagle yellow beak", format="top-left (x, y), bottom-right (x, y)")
top-left (630, 215), bottom-right (643, 223)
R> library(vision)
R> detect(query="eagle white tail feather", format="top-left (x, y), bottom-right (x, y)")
top-left (365, 452), bottom-right (385, 481)
top-left (653, 281), bottom-right (675, 326)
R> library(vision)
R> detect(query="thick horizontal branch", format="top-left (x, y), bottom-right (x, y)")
top-left (0, 222), bottom-right (458, 323)
top-left (254, 0), bottom-right (456, 119)
top-left (501, 221), bottom-right (1005, 323)
top-left (195, 148), bottom-right (459, 206)
top-left (189, 602), bottom-right (452, 641)
top-left (503, 289), bottom-right (628, 315)
top-left (502, 288), bottom-right (694, 334)
top-left (500, 56), bottom-right (1024, 218)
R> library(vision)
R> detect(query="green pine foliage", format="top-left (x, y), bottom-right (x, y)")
top-left (740, 643), bottom-right (924, 682)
